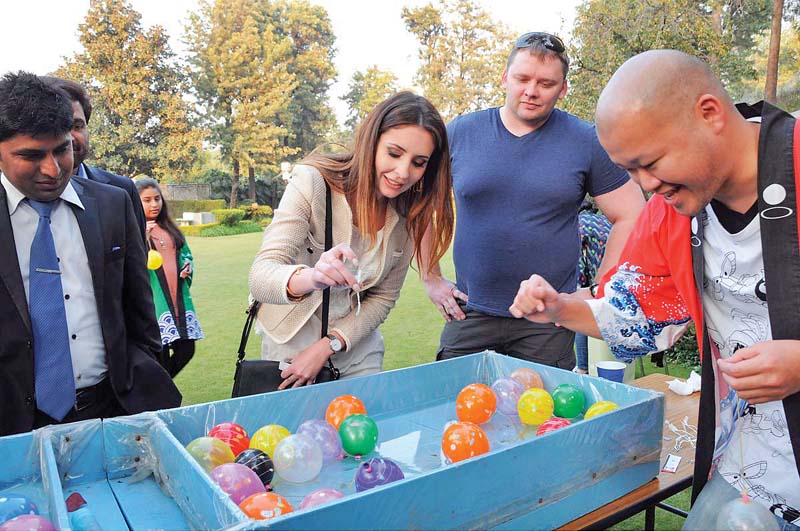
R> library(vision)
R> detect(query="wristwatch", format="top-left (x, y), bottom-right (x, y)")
top-left (326, 334), bottom-right (344, 353)
top-left (589, 283), bottom-right (600, 297)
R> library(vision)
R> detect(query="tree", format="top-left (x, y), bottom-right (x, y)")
top-left (402, 0), bottom-right (514, 122)
top-left (566, 0), bottom-right (774, 120)
top-left (738, 25), bottom-right (800, 109)
top-left (266, 0), bottom-right (339, 156)
top-left (186, 0), bottom-right (298, 207)
top-left (56, 0), bottom-right (203, 181)
top-left (765, 0), bottom-right (785, 102)
top-left (341, 66), bottom-right (400, 130)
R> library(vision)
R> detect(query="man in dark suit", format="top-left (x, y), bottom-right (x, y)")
top-left (42, 76), bottom-right (147, 239)
top-left (0, 72), bottom-right (181, 436)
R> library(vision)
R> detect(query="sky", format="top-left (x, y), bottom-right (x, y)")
top-left (1, 0), bottom-right (581, 126)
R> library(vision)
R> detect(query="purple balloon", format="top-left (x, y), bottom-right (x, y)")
top-left (0, 515), bottom-right (55, 531)
top-left (210, 462), bottom-right (266, 505)
top-left (297, 419), bottom-right (343, 464)
top-left (354, 457), bottom-right (404, 492)
top-left (299, 488), bottom-right (344, 510)
top-left (491, 377), bottom-right (525, 416)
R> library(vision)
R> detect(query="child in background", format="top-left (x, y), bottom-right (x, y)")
top-left (136, 178), bottom-right (204, 377)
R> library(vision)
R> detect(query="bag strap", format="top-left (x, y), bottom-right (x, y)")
top-left (238, 182), bottom-right (337, 373)
top-left (321, 182), bottom-right (337, 373)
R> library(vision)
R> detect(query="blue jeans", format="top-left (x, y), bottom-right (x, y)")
top-left (574, 333), bottom-right (589, 371)
top-left (683, 470), bottom-right (800, 530)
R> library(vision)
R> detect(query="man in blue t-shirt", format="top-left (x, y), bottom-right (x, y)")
top-left (421, 32), bottom-right (645, 368)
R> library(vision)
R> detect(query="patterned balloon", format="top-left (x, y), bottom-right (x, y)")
top-left (536, 417), bottom-right (572, 436)
top-left (717, 495), bottom-right (780, 531)
top-left (297, 419), bottom-right (343, 463)
top-left (510, 367), bottom-right (543, 390)
top-left (325, 395), bottom-right (367, 430)
top-left (491, 377), bottom-right (525, 416)
top-left (210, 463), bottom-right (266, 505)
top-left (209, 422), bottom-right (250, 456)
top-left (0, 493), bottom-right (38, 526)
top-left (0, 515), bottom-right (55, 531)
top-left (455, 383), bottom-right (496, 424)
top-left (354, 457), bottom-right (405, 492)
top-left (250, 424), bottom-right (291, 457)
top-left (235, 449), bottom-right (275, 487)
top-left (584, 400), bottom-right (619, 420)
top-left (551, 384), bottom-right (586, 419)
top-left (517, 388), bottom-right (554, 426)
top-left (273, 434), bottom-right (324, 484)
top-left (338, 414), bottom-right (379, 457)
top-left (239, 492), bottom-right (294, 520)
top-left (186, 436), bottom-right (235, 473)
top-left (299, 489), bottom-right (345, 510)
top-left (441, 421), bottom-right (490, 464)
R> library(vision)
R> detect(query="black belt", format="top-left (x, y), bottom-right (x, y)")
top-left (74, 378), bottom-right (112, 412)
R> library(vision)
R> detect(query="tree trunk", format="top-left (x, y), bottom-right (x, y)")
top-left (230, 159), bottom-right (240, 209)
top-left (248, 165), bottom-right (256, 202)
top-left (764, 0), bottom-right (784, 103)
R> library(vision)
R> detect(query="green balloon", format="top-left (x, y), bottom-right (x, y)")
top-left (339, 414), bottom-right (379, 457)
top-left (552, 384), bottom-right (586, 419)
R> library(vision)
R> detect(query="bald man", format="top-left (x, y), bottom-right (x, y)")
top-left (509, 50), bottom-right (800, 529)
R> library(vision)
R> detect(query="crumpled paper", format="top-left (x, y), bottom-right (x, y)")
top-left (667, 370), bottom-right (701, 395)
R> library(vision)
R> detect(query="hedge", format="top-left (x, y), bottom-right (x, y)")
top-left (197, 221), bottom-right (263, 237)
top-left (211, 209), bottom-right (246, 226)
top-left (180, 222), bottom-right (219, 236)
top-left (169, 199), bottom-right (226, 216)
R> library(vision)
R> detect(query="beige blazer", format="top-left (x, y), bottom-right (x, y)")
top-left (249, 165), bottom-right (413, 351)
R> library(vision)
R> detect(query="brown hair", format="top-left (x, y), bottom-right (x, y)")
top-left (303, 91), bottom-right (454, 275)
top-left (507, 37), bottom-right (570, 79)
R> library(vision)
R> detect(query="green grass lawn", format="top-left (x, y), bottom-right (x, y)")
top-left (179, 232), bottom-right (692, 529)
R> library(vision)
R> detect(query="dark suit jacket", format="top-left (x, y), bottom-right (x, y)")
top-left (0, 178), bottom-right (181, 436)
top-left (82, 164), bottom-right (146, 240)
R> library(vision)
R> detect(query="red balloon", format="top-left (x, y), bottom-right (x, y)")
top-left (536, 417), bottom-right (571, 436)
top-left (441, 421), bottom-right (490, 463)
top-left (325, 395), bottom-right (366, 430)
top-left (455, 383), bottom-right (496, 424)
top-left (209, 422), bottom-right (250, 456)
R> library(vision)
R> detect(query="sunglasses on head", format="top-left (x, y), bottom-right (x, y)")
top-left (514, 32), bottom-right (566, 53)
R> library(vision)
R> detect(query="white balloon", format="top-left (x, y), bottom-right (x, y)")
top-left (273, 434), bottom-right (323, 484)
top-left (716, 496), bottom-right (780, 531)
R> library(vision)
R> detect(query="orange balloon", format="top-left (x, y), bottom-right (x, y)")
top-left (325, 395), bottom-right (367, 430)
top-left (442, 421), bottom-right (490, 463)
top-left (510, 368), bottom-right (543, 390)
top-left (455, 383), bottom-right (496, 424)
top-left (239, 492), bottom-right (294, 520)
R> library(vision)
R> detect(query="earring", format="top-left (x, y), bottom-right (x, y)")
top-left (414, 180), bottom-right (424, 193)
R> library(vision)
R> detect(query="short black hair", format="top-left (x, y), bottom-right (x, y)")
top-left (42, 76), bottom-right (93, 123)
top-left (0, 71), bottom-right (73, 142)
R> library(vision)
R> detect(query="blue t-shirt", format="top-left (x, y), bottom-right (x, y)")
top-left (448, 107), bottom-right (629, 317)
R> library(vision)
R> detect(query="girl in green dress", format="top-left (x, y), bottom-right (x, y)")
top-left (136, 178), bottom-right (204, 377)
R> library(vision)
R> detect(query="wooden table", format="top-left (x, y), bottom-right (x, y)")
top-left (559, 373), bottom-right (700, 530)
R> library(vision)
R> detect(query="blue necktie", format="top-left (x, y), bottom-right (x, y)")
top-left (28, 199), bottom-right (76, 420)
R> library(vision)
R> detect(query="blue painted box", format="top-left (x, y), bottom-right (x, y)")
top-left (0, 352), bottom-right (664, 530)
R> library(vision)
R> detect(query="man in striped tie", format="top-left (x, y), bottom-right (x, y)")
top-left (0, 71), bottom-right (180, 436)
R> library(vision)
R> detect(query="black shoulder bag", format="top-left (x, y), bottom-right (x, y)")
top-left (232, 183), bottom-right (340, 398)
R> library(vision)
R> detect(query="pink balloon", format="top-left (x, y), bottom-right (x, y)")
top-left (0, 515), bottom-right (55, 531)
top-left (210, 462), bottom-right (266, 505)
top-left (299, 488), bottom-right (345, 510)
top-left (297, 419), bottom-right (343, 463)
top-left (491, 377), bottom-right (525, 416)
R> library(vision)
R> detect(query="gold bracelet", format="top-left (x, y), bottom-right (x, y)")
top-left (286, 267), bottom-right (309, 301)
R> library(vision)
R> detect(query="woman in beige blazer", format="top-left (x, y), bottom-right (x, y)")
top-left (249, 92), bottom-right (454, 389)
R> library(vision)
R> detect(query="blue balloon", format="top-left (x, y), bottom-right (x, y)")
top-left (0, 493), bottom-right (38, 526)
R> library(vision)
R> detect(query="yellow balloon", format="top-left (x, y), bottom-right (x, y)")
top-left (584, 400), bottom-right (619, 420)
top-left (517, 388), bottom-right (554, 426)
top-left (250, 424), bottom-right (291, 457)
top-left (185, 436), bottom-right (235, 473)
top-left (147, 249), bottom-right (163, 270)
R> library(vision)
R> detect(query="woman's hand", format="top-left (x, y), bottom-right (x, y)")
top-left (145, 220), bottom-right (157, 239)
top-left (278, 338), bottom-right (332, 389)
top-left (179, 261), bottom-right (192, 279)
top-left (309, 243), bottom-right (361, 291)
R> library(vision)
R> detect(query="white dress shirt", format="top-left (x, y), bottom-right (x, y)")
top-left (2, 174), bottom-right (108, 388)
